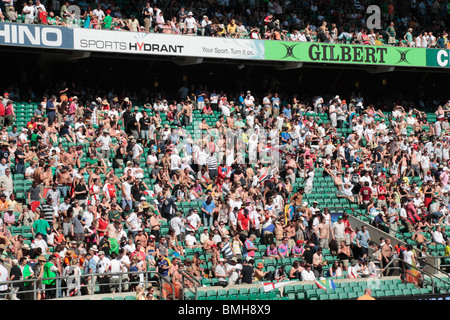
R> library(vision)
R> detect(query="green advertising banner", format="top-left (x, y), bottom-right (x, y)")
top-left (426, 49), bottom-right (450, 67)
top-left (265, 41), bottom-right (428, 67)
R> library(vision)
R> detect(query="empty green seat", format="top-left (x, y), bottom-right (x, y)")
top-left (319, 293), bottom-right (330, 300)
top-left (338, 292), bottom-right (349, 299)
top-left (206, 290), bottom-right (217, 298)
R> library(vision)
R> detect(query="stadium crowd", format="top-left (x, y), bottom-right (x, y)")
top-left (0, 0), bottom-right (450, 47)
top-left (0, 75), bottom-right (448, 300)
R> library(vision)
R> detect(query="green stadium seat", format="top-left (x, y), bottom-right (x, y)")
top-left (206, 290), bottom-right (217, 298)
top-left (328, 293), bottom-right (339, 300)
top-left (248, 293), bottom-right (259, 300)
top-left (393, 289), bottom-right (403, 296)
top-left (402, 289), bottom-right (412, 296)
top-left (319, 293), bottom-right (330, 300)
top-left (348, 292), bottom-right (358, 299)
top-left (338, 292), bottom-right (349, 300)
top-left (306, 289), bottom-right (317, 300)
top-left (283, 285), bottom-right (295, 294)
top-left (297, 292), bottom-right (306, 300)
top-left (258, 293), bottom-right (269, 300)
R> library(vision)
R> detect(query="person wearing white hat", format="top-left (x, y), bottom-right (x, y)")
top-left (214, 258), bottom-right (229, 287)
top-left (185, 11), bottom-right (198, 34)
top-left (200, 15), bottom-right (210, 35)
top-left (96, 127), bottom-right (113, 160)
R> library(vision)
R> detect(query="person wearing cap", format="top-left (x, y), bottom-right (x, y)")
top-left (101, 8), bottom-right (112, 29)
top-left (214, 258), bottom-right (229, 287)
top-left (185, 229), bottom-right (200, 249)
top-left (291, 240), bottom-right (305, 258)
top-left (22, 0), bottom-right (36, 24)
top-left (184, 11), bottom-right (198, 35)
top-left (96, 128), bottom-right (113, 160)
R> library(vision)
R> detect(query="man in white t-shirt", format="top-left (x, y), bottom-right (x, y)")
top-left (170, 150), bottom-right (182, 173)
top-left (147, 150), bottom-right (158, 168)
top-left (185, 209), bottom-right (201, 233)
top-left (126, 211), bottom-right (140, 238)
top-left (420, 151), bottom-right (430, 177)
top-left (96, 129), bottom-right (112, 159)
top-left (185, 230), bottom-right (201, 248)
top-left (22, 1), bottom-right (35, 24)
top-left (304, 168), bottom-right (315, 194)
top-left (92, 4), bottom-right (105, 21)
top-left (185, 12), bottom-right (198, 33)
top-left (329, 100), bottom-right (337, 127)
top-left (300, 263), bottom-right (316, 281)
top-left (131, 140), bottom-right (143, 163)
top-left (34, 0), bottom-right (45, 13)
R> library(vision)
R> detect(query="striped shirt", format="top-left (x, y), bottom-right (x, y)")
top-left (37, 203), bottom-right (55, 226)
top-left (207, 155), bottom-right (218, 171)
top-left (221, 242), bottom-right (234, 259)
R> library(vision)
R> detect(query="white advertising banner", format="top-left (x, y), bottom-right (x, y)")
top-left (73, 28), bottom-right (265, 60)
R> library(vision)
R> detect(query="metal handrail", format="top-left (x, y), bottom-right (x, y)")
top-left (383, 257), bottom-right (450, 294)
top-left (155, 273), bottom-right (176, 300)
top-left (416, 256), bottom-right (450, 293)
top-left (0, 269), bottom-right (161, 300)
top-left (179, 269), bottom-right (201, 300)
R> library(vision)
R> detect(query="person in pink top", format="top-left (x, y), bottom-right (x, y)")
top-left (440, 167), bottom-right (449, 188)
top-left (5, 101), bottom-right (15, 127)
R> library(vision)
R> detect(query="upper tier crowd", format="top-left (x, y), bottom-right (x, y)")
top-left (0, 0), bottom-right (449, 47)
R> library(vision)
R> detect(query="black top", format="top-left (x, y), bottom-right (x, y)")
top-left (240, 264), bottom-right (254, 284)
top-left (74, 182), bottom-right (88, 200)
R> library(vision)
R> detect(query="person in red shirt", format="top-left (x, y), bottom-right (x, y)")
top-left (375, 181), bottom-right (387, 209)
top-left (237, 208), bottom-right (251, 242)
top-left (97, 212), bottom-right (109, 240)
top-left (0, 100), bottom-right (4, 127)
top-left (38, 7), bottom-right (48, 24)
top-left (103, 178), bottom-right (117, 200)
top-left (26, 116), bottom-right (37, 131)
top-left (341, 213), bottom-right (354, 245)
top-left (405, 200), bottom-right (421, 232)
top-left (359, 181), bottom-right (373, 207)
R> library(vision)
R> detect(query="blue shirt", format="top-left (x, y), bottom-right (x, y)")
top-left (157, 258), bottom-right (169, 276)
top-left (243, 239), bottom-right (255, 258)
top-left (271, 97), bottom-right (280, 107)
top-left (197, 90), bottom-right (205, 102)
top-left (278, 243), bottom-right (289, 257)
top-left (202, 200), bottom-right (215, 215)
top-left (46, 100), bottom-right (55, 114)
top-left (281, 132), bottom-right (290, 144)
top-left (239, 96), bottom-right (244, 107)
top-left (356, 230), bottom-right (370, 248)
top-left (283, 108), bottom-right (292, 118)
top-left (263, 223), bottom-right (275, 234)
top-left (84, 258), bottom-right (97, 274)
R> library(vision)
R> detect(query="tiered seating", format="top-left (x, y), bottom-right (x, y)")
top-left (188, 277), bottom-right (436, 300)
